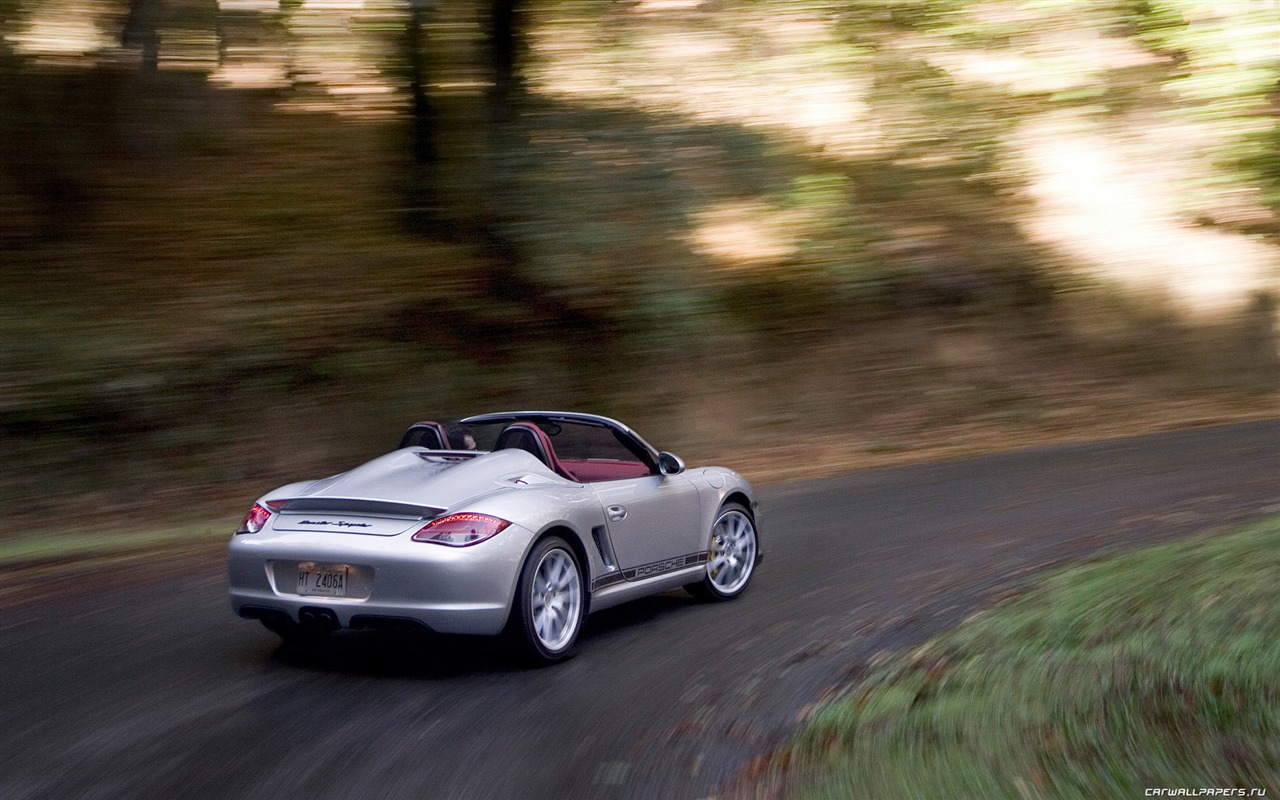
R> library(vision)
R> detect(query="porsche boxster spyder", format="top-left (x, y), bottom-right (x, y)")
top-left (227, 412), bottom-right (761, 663)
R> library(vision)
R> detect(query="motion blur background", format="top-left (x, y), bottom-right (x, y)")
top-left (2, 0), bottom-right (1278, 529)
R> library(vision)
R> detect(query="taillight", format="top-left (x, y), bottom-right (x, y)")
top-left (412, 513), bottom-right (511, 546)
top-left (236, 503), bottom-right (273, 535)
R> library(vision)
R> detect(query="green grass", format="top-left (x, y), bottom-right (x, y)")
top-left (0, 518), bottom-right (238, 565)
top-left (773, 516), bottom-right (1280, 799)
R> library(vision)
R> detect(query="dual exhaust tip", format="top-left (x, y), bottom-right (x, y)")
top-left (298, 607), bottom-right (340, 632)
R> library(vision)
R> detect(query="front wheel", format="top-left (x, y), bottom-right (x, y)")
top-left (686, 503), bottom-right (758, 601)
top-left (509, 536), bottom-right (585, 664)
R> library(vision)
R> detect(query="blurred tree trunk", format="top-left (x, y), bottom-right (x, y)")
top-left (400, 0), bottom-right (439, 234)
top-left (479, 0), bottom-right (619, 385)
top-left (476, 0), bottom-right (521, 269)
top-left (1244, 291), bottom-right (1279, 390)
top-left (478, 0), bottom-right (531, 299)
top-left (488, 0), bottom-right (523, 117)
top-left (406, 0), bottom-right (437, 167)
top-left (121, 0), bottom-right (160, 71)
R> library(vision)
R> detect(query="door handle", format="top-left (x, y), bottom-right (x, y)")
top-left (607, 505), bottom-right (627, 522)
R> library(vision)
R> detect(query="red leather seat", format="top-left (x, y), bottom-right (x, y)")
top-left (494, 422), bottom-right (576, 481)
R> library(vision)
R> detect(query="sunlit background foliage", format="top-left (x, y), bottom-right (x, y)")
top-left (1, 0), bottom-right (1277, 524)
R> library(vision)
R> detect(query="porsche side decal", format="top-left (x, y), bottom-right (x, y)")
top-left (592, 552), bottom-right (708, 590)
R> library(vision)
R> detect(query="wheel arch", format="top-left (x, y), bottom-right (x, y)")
top-left (521, 523), bottom-right (593, 612)
top-left (722, 490), bottom-right (753, 516)
top-left (719, 490), bottom-right (762, 564)
top-left (505, 523), bottom-right (592, 663)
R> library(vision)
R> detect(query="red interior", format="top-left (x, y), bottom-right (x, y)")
top-left (494, 422), bottom-right (653, 483)
top-left (558, 459), bottom-right (652, 483)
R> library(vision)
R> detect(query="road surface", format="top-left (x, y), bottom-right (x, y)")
top-left (1, 420), bottom-right (1277, 799)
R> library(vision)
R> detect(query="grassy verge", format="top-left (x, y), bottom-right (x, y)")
top-left (0, 518), bottom-right (239, 609)
top-left (764, 516), bottom-right (1280, 799)
top-left (0, 518), bottom-right (237, 565)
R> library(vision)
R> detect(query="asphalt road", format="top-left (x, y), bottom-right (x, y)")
top-left (2, 420), bottom-right (1277, 800)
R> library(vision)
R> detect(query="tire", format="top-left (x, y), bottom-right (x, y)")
top-left (509, 536), bottom-right (586, 664)
top-left (685, 503), bottom-right (758, 601)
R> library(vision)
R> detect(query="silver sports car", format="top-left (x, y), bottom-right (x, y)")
top-left (228, 411), bottom-right (761, 663)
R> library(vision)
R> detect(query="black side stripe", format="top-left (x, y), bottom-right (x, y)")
top-left (591, 572), bottom-right (626, 591)
top-left (591, 552), bottom-right (707, 591)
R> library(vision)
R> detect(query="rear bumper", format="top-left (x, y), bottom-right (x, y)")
top-left (227, 522), bottom-right (534, 636)
top-left (229, 592), bottom-right (512, 635)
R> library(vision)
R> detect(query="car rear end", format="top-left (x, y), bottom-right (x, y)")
top-left (227, 498), bottom-right (535, 636)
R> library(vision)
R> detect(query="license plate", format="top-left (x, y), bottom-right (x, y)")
top-left (297, 564), bottom-right (349, 597)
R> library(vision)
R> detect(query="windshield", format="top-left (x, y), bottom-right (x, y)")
top-left (462, 417), bottom-right (655, 470)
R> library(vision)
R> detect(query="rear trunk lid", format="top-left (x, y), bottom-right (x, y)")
top-left (266, 449), bottom-right (553, 535)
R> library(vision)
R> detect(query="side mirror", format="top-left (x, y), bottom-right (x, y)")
top-left (657, 451), bottom-right (686, 476)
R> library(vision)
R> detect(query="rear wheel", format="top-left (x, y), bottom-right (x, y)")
top-left (685, 503), bottom-right (757, 601)
top-left (510, 536), bottom-right (585, 664)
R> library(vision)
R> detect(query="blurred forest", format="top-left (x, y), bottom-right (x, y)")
top-left (1, 0), bottom-right (1278, 528)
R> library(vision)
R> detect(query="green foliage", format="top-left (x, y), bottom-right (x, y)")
top-left (1, 0), bottom-right (1277, 528)
top-left (1124, 0), bottom-right (1280, 211)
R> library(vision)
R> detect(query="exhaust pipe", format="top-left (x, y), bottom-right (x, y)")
top-left (298, 607), bottom-right (340, 632)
